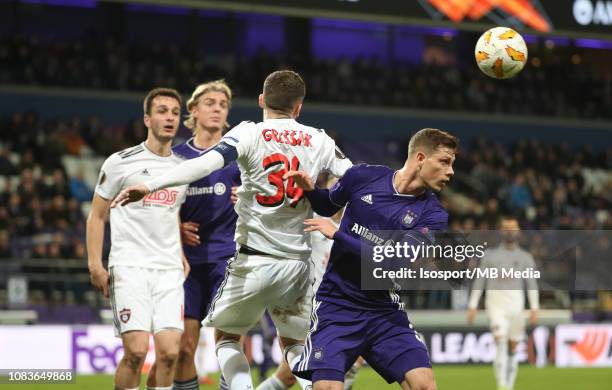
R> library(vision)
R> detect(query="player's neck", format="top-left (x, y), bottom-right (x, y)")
top-left (264, 110), bottom-right (293, 120)
top-left (393, 166), bottom-right (426, 196)
top-left (144, 137), bottom-right (172, 157)
top-left (193, 127), bottom-right (222, 150)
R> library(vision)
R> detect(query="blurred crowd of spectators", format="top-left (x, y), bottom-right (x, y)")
top-left (1, 112), bottom-right (610, 307)
top-left (445, 137), bottom-right (612, 231)
top-left (1, 34), bottom-right (611, 119)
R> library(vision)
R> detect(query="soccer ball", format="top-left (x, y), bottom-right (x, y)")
top-left (475, 27), bottom-right (528, 79)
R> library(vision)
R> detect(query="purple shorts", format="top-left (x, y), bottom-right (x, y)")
top-left (184, 261), bottom-right (228, 322)
top-left (293, 300), bottom-right (431, 384)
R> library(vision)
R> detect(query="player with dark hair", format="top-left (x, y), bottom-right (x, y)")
top-left (467, 216), bottom-right (539, 390)
top-left (111, 70), bottom-right (352, 390)
top-left (87, 88), bottom-right (189, 390)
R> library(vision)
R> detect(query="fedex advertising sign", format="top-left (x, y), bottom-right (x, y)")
top-left (71, 326), bottom-right (157, 374)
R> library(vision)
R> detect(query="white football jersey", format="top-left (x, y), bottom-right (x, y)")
top-left (469, 246), bottom-right (539, 313)
top-left (221, 118), bottom-right (352, 259)
top-left (95, 142), bottom-right (188, 269)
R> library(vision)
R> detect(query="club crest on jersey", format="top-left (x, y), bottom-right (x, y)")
top-left (143, 189), bottom-right (179, 206)
top-left (403, 210), bottom-right (418, 227)
top-left (262, 129), bottom-right (312, 147)
top-left (214, 182), bottom-right (227, 195)
top-left (313, 348), bottom-right (324, 360)
top-left (119, 308), bottom-right (131, 323)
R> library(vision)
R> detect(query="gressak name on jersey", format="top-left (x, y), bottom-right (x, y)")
top-left (262, 129), bottom-right (313, 147)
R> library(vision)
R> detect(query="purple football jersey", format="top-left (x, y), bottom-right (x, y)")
top-left (173, 138), bottom-right (241, 264)
top-left (317, 164), bottom-right (449, 310)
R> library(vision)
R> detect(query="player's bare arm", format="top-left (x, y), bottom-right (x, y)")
top-left (86, 193), bottom-right (111, 298)
top-left (304, 218), bottom-right (339, 239)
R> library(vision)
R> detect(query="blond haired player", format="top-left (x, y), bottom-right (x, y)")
top-left (112, 70), bottom-right (352, 390)
top-left (87, 88), bottom-right (189, 390)
top-left (467, 216), bottom-right (539, 390)
top-left (172, 80), bottom-right (238, 390)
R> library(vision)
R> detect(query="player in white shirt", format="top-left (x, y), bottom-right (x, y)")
top-left (467, 216), bottom-right (539, 390)
top-left (112, 70), bottom-right (352, 390)
top-left (87, 88), bottom-right (189, 390)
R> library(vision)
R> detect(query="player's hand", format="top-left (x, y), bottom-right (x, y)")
top-left (181, 222), bottom-right (201, 246)
top-left (283, 170), bottom-right (314, 191)
top-left (467, 308), bottom-right (477, 325)
top-left (304, 218), bottom-right (338, 239)
top-left (89, 265), bottom-right (109, 298)
top-left (231, 186), bottom-right (239, 205)
top-left (529, 309), bottom-right (538, 326)
top-left (111, 184), bottom-right (150, 208)
top-left (182, 256), bottom-right (191, 279)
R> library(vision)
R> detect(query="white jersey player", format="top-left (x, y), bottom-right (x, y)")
top-left (87, 88), bottom-right (189, 390)
top-left (467, 216), bottom-right (539, 390)
top-left (112, 70), bottom-right (352, 390)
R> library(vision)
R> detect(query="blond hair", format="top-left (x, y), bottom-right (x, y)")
top-left (184, 79), bottom-right (232, 134)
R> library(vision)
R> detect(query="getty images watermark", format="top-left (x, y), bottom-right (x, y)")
top-left (360, 230), bottom-right (611, 291)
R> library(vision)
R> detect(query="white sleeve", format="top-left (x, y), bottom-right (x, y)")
top-left (220, 121), bottom-right (256, 161)
top-left (144, 151), bottom-right (225, 193)
top-left (468, 254), bottom-right (489, 309)
top-left (95, 155), bottom-right (124, 200)
top-left (321, 133), bottom-right (352, 177)
top-left (525, 254), bottom-right (540, 310)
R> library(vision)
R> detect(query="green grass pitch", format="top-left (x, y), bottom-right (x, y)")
top-left (3, 366), bottom-right (611, 389)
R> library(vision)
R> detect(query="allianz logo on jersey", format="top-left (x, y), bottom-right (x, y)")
top-left (262, 129), bottom-right (313, 147)
top-left (187, 183), bottom-right (226, 196)
top-left (351, 223), bottom-right (385, 245)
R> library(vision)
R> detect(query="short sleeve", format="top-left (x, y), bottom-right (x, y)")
top-left (328, 165), bottom-right (358, 207)
top-left (321, 134), bottom-right (352, 177)
top-left (94, 155), bottom-right (124, 200)
top-left (220, 121), bottom-right (256, 160)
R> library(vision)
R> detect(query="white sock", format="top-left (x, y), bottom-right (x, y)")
top-left (216, 340), bottom-right (254, 390)
top-left (256, 375), bottom-right (288, 390)
top-left (344, 363), bottom-right (360, 390)
top-left (507, 349), bottom-right (519, 390)
top-left (147, 386), bottom-right (173, 390)
top-left (494, 339), bottom-right (508, 388)
top-left (284, 344), bottom-right (311, 390)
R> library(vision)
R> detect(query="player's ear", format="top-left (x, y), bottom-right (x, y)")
top-left (258, 94), bottom-right (265, 109)
top-left (143, 114), bottom-right (150, 128)
top-left (293, 102), bottom-right (303, 119)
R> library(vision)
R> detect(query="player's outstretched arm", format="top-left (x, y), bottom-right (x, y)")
top-left (111, 150), bottom-right (226, 207)
top-left (86, 193), bottom-right (111, 298)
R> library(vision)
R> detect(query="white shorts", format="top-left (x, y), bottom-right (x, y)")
top-left (109, 265), bottom-right (185, 337)
top-left (204, 252), bottom-right (312, 340)
top-left (488, 310), bottom-right (525, 342)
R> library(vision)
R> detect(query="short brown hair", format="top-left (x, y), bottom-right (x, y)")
top-left (408, 128), bottom-right (458, 157)
top-left (263, 70), bottom-right (306, 114)
top-left (143, 87), bottom-right (182, 116)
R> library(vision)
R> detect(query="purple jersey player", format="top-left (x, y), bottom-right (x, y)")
top-left (285, 128), bottom-right (458, 390)
top-left (172, 80), bottom-right (239, 390)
